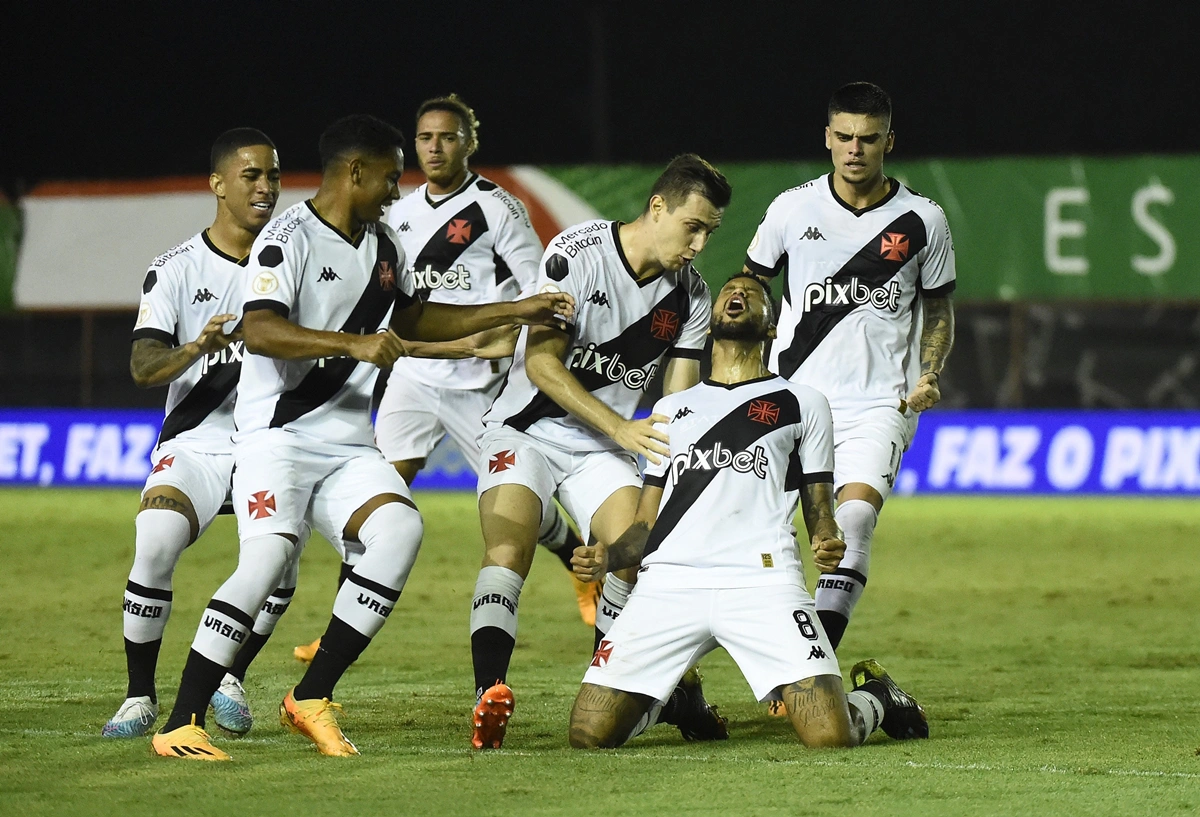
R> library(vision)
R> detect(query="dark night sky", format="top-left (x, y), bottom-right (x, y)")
top-left (2, 1), bottom-right (1195, 188)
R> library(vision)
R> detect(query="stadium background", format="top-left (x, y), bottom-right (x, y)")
top-left (1, 3), bottom-right (1197, 814)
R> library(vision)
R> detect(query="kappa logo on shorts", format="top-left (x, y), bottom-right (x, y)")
top-left (747, 399), bottom-right (780, 425)
top-left (649, 309), bottom-right (679, 342)
top-left (590, 639), bottom-right (614, 668)
top-left (807, 646), bottom-right (828, 660)
top-left (248, 490), bottom-right (277, 519)
top-left (488, 450), bottom-right (516, 474)
top-left (150, 455), bottom-right (175, 474)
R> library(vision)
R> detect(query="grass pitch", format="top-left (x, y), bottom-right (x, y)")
top-left (0, 490), bottom-right (1197, 816)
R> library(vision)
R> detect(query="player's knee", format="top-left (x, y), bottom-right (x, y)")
top-left (357, 501), bottom-right (424, 586)
top-left (238, 534), bottom-right (294, 577)
top-left (796, 727), bottom-right (855, 749)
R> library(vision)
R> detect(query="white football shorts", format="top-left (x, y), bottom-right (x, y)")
top-left (475, 426), bottom-right (641, 545)
top-left (375, 374), bottom-right (501, 468)
top-left (831, 404), bottom-right (920, 500)
top-left (581, 581), bottom-right (842, 703)
top-left (143, 441), bottom-right (233, 537)
top-left (232, 428), bottom-right (413, 558)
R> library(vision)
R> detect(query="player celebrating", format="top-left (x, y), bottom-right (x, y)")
top-left (291, 96), bottom-right (593, 667)
top-left (568, 274), bottom-right (927, 748)
top-left (743, 82), bottom-right (955, 651)
top-left (149, 114), bottom-right (573, 761)
top-left (469, 154), bottom-right (730, 750)
top-left (104, 128), bottom-right (293, 739)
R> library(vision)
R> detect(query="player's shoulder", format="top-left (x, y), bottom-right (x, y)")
top-left (678, 262), bottom-right (711, 297)
top-left (147, 231), bottom-right (204, 276)
top-left (473, 174), bottom-right (535, 228)
top-left (895, 182), bottom-right (951, 228)
top-left (778, 379), bottom-right (831, 415)
top-left (543, 218), bottom-right (613, 270)
top-left (386, 185), bottom-right (427, 222)
top-left (259, 201), bottom-right (314, 245)
top-left (768, 176), bottom-right (825, 210)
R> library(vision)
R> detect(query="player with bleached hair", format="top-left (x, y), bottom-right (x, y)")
top-left (568, 273), bottom-right (928, 748)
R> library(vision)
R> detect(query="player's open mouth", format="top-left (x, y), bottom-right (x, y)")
top-left (251, 201), bottom-right (274, 212)
top-left (725, 293), bottom-right (746, 317)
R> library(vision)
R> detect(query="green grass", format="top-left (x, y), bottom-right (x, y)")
top-left (1, 490), bottom-right (1198, 816)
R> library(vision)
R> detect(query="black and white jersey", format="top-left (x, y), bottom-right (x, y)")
top-left (384, 173), bottom-right (543, 391)
top-left (483, 219), bottom-right (712, 451)
top-left (234, 201), bottom-right (416, 447)
top-left (640, 376), bottom-right (834, 588)
top-left (132, 230), bottom-right (247, 453)
top-left (745, 174), bottom-right (956, 416)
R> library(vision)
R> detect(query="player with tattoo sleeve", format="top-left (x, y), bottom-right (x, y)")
top-left (743, 82), bottom-right (955, 659)
top-left (568, 274), bottom-right (928, 749)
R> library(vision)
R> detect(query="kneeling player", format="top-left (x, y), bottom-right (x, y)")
top-left (568, 275), bottom-right (928, 749)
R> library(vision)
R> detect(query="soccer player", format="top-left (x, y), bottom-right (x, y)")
top-left (469, 154), bottom-right (731, 750)
top-left (104, 128), bottom-right (293, 739)
top-left (149, 114), bottom-right (573, 761)
top-left (567, 274), bottom-right (928, 749)
top-left (291, 96), bottom-right (594, 667)
top-left (743, 82), bottom-right (955, 652)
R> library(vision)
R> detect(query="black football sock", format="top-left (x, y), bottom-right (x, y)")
top-left (338, 560), bottom-right (354, 588)
top-left (227, 632), bottom-right (269, 683)
top-left (124, 638), bottom-right (162, 703)
top-left (162, 649), bottom-right (227, 732)
top-left (293, 617), bottom-right (371, 701)
top-left (817, 610), bottom-right (849, 651)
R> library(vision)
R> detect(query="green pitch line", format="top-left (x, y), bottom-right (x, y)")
top-left (1, 490), bottom-right (1197, 817)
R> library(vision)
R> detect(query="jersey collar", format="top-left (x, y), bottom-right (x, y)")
top-left (201, 229), bottom-right (250, 266)
top-left (611, 221), bottom-right (664, 288)
top-left (305, 200), bottom-right (365, 247)
top-left (826, 173), bottom-right (900, 217)
top-left (701, 373), bottom-right (778, 389)
top-left (425, 172), bottom-right (477, 208)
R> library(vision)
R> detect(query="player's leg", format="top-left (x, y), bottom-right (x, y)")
top-left (106, 447), bottom-right (224, 738)
top-left (152, 438), bottom-right (310, 760)
top-left (285, 451), bottom-right (423, 755)
top-left (572, 584), bottom-right (718, 748)
top-left (778, 675), bottom-right (862, 747)
top-left (469, 429), bottom-right (558, 749)
top-left (569, 684), bottom-right (657, 749)
top-left (212, 527), bottom-right (309, 735)
top-left (815, 409), bottom-right (909, 649)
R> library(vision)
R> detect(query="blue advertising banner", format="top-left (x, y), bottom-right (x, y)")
top-left (1, 408), bottom-right (1197, 495)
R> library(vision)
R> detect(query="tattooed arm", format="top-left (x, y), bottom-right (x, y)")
top-left (572, 485), bottom-right (664, 581)
top-left (799, 481), bottom-right (844, 574)
top-left (906, 295), bottom-right (955, 412)
top-left (130, 313), bottom-right (237, 388)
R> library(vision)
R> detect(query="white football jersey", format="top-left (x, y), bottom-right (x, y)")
top-left (132, 230), bottom-right (247, 453)
top-left (484, 219), bottom-right (712, 451)
top-left (234, 202), bottom-right (416, 447)
top-left (745, 174), bottom-right (956, 415)
top-left (383, 172), bottom-right (543, 391)
top-left (640, 376), bottom-right (834, 588)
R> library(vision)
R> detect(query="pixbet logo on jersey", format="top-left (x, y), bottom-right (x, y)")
top-left (802, 277), bottom-right (901, 313)
top-left (567, 344), bottom-right (658, 390)
top-left (200, 340), bottom-right (245, 375)
top-left (412, 263), bottom-right (471, 290)
top-left (670, 442), bottom-right (769, 483)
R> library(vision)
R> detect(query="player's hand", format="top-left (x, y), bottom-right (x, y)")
top-left (810, 534), bottom-right (845, 574)
top-left (613, 414), bottom-right (670, 465)
top-left (470, 325), bottom-right (520, 360)
top-left (905, 373), bottom-right (942, 412)
top-left (511, 291), bottom-right (576, 330)
top-left (192, 313), bottom-right (238, 354)
top-left (351, 329), bottom-right (406, 368)
top-left (571, 542), bottom-right (608, 583)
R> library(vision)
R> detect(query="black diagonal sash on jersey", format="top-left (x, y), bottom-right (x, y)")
top-left (410, 201), bottom-right (490, 299)
top-left (776, 211), bottom-right (928, 379)
top-left (644, 388), bottom-right (801, 557)
top-left (502, 285), bottom-right (693, 432)
top-left (157, 352), bottom-right (241, 446)
top-left (269, 235), bottom-right (400, 429)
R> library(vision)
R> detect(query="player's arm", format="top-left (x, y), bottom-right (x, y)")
top-left (390, 326), bottom-right (519, 360)
top-left (389, 294), bottom-right (574, 343)
top-left (799, 479), bottom-right (845, 574)
top-left (129, 312), bottom-right (238, 387)
top-left (523, 325), bottom-right (670, 464)
top-left (572, 483), bottom-right (664, 581)
top-left (242, 308), bottom-right (405, 367)
top-left (661, 357), bottom-right (700, 396)
top-left (906, 295), bottom-right (955, 412)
